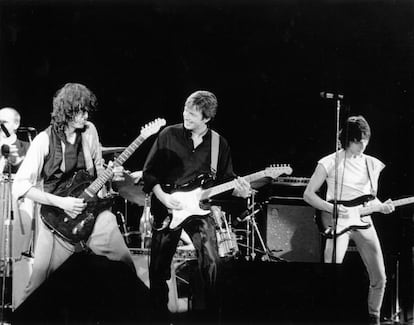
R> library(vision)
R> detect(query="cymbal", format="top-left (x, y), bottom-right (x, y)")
top-left (101, 146), bottom-right (126, 155)
top-left (115, 172), bottom-right (146, 205)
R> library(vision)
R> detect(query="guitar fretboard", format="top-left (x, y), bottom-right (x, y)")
top-left (200, 169), bottom-right (286, 200)
top-left (85, 135), bottom-right (146, 196)
top-left (360, 196), bottom-right (414, 216)
top-left (272, 176), bottom-right (310, 186)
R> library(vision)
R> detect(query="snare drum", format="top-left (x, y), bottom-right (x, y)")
top-left (217, 229), bottom-right (239, 258)
top-left (175, 245), bottom-right (197, 261)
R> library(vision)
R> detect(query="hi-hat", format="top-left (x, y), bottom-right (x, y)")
top-left (101, 146), bottom-right (126, 155)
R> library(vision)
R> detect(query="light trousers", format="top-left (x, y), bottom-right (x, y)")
top-left (16, 210), bottom-right (134, 308)
top-left (324, 221), bottom-right (386, 317)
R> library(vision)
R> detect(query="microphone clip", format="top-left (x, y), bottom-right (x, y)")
top-left (1, 144), bottom-right (10, 159)
top-left (320, 92), bottom-right (344, 100)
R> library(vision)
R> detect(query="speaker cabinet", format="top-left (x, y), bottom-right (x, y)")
top-left (265, 197), bottom-right (321, 262)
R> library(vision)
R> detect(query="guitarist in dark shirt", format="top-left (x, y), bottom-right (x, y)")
top-left (13, 83), bottom-right (135, 307)
top-left (143, 90), bottom-right (251, 323)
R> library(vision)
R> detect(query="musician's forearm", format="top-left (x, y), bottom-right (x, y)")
top-left (24, 187), bottom-right (66, 208)
top-left (304, 190), bottom-right (332, 213)
top-left (152, 184), bottom-right (167, 202)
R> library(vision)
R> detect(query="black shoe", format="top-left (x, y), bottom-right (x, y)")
top-left (368, 314), bottom-right (380, 325)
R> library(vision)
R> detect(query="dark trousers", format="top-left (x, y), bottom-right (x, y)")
top-left (149, 214), bottom-right (220, 323)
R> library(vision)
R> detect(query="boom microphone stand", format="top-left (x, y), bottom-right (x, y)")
top-left (240, 191), bottom-right (280, 262)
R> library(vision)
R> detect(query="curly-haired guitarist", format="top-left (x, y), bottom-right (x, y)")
top-left (12, 83), bottom-right (135, 307)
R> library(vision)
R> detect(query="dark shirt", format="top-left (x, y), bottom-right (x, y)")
top-left (43, 128), bottom-right (86, 194)
top-left (143, 123), bottom-right (236, 193)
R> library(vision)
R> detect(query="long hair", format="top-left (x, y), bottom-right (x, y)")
top-left (51, 83), bottom-right (97, 133)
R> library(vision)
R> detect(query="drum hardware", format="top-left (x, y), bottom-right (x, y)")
top-left (113, 192), bottom-right (152, 249)
top-left (139, 194), bottom-right (152, 249)
top-left (240, 191), bottom-right (284, 262)
top-left (115, 210), bottom-right (130, 245)
top-left (175, 245), bottom-right (197, 261)
top-left (211, 206), bottom-right (238, 258)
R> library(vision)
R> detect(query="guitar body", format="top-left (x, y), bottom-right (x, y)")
top-left (40, 170), bottom-right (113, 243)
top-left (151, 174), bottom-right (213, 230)
top-left (169, 188), bottom-right (211, 229)
top-left (315, 194), bottom-right (375, 238)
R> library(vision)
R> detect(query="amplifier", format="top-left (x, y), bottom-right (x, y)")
top-left (265, 197), bottom-right (321, 262)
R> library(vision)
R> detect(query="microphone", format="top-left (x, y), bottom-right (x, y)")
top-left (1, 144), bottom-right (10, 158)
top-left (320, 92), bottom-right (344, 100)
top-left (233, 206), bottom-right (262, 226)
top-left (0, 123), bottom-right (10, 137)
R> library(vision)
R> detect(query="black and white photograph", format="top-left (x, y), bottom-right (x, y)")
top-left (0, 0), bottom-right (413, 324)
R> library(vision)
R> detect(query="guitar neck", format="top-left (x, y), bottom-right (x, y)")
top-left (272, 176), bottom-right (310, 186)
top-left (200, 170), bottom-right (267, 201)
top-left (86, 135), bottom-right (146, 196)
top-left (360, 196), bottom-right (414, 215)
top-left (392, 196), bottom-right (414, 208)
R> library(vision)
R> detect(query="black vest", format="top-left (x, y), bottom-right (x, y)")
top-left (42, 126), bottom-right (86, 193)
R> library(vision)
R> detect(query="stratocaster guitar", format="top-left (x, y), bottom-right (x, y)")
top-left (154, 164), bottom-right (293, 229)
top-left (316, 194), bottom-right (414, 237)
top-left (40, 118), bottom-right (166, 243)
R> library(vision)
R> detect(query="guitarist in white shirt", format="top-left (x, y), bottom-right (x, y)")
top-left (303, 115), bottom-right (394, 325)
top-left (143, 90), bottom-right (251, 323)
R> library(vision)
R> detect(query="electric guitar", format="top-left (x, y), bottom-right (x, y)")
top-left (154, 164), bottom-right (293, 229)
top-left (40, 118), bottom-right (166, 244)
top-left (316, 194), bottom-right (414, 238)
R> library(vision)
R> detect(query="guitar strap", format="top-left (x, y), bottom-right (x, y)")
top-left (211, 130), bottom-right (219, 180)
top-left (365, 156), bottom-right (377, 197)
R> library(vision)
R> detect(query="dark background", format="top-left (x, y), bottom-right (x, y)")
top-left (1, 0), bottom-right (413, 320)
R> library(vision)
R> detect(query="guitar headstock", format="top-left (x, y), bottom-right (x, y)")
top-left (264, 164), bottom-right (293, 179)
top-left (140, 118), bottom-right (166, 139)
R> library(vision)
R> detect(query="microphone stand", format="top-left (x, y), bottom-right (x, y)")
top-left (1, 154), bottom-right (13, 322)
top-left (241, 191), bottom-right (280, 262)
top-left (331, 98), bottom-right (342, 263)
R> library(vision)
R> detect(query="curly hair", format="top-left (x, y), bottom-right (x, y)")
top-left (185, 90), bottom-right (218, 121)
top-left (51, 83), bottom-right (97, 133)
